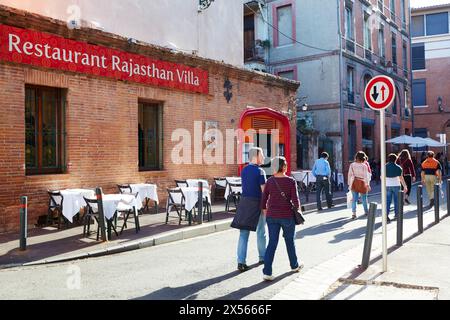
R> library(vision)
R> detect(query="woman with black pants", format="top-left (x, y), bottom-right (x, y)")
top-left (397, 150), bottom-right (416, 204)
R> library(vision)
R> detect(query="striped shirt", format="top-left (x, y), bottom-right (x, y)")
top-left (261, 177), bottom-right (300, 219)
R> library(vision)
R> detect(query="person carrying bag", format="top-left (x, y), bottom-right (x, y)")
top-left (348, 151), bottom-right (371, 220)
top-left (260, 157), bottom-right (304, 281)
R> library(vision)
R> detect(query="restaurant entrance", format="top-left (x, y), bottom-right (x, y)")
top-left (239, 108), bottom-right (291, 176)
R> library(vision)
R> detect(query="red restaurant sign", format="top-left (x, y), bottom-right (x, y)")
top-left (0, 24), bottom-right (209, 94)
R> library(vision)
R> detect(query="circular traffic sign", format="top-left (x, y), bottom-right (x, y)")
top-left (364, 75), bottom-right (396, 111)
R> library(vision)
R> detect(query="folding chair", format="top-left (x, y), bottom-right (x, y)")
top-left (213, 177), bottom-right (227, 203)
top-left (47, 191), bottom-right (66, 229)
top-left (83, 197), bottom-right (119, 241)
top-left (166, 188), bottom-right (187, 225)
top-left (225, 182), bottom-right (242, 213)
top-left (116, 192), bottom-right (141, 235)
top-left (175, 180), bottom-right (188, 188)
top-left (117, 184), bottom-right (132, 194)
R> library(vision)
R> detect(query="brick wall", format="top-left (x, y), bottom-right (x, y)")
top-left (0, 6), bottom-right (299, 233)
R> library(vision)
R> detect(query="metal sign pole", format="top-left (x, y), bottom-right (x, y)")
top-left (380, 110), bottom-right (388, 272)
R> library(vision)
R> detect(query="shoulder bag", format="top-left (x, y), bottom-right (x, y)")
top-left (272, 178), bottom-right (305, 225)
top-left (351, 165), bottom-right (369, 194)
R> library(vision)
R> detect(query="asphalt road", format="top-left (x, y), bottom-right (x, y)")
top-left (0, 185), bottom-right (446, 300)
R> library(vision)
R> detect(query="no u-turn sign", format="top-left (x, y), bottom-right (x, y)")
top-left (364, 75), bottom-right (396, 111)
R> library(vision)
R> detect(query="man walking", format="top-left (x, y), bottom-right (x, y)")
top-left (312, 152), bottom-right (333, 211)
top-left (386, 154), bottom-right (408, 222)
top-left (233, 147), bottom-right (267, 272)
top-left (421, 151), bottom-right (442, 208)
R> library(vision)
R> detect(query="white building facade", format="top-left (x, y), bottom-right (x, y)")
top-left (0, 0), bottom-right (244, 67)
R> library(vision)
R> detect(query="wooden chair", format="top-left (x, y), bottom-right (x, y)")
top-left (116, 192), bottom-right (141, 235)
top-left (175, 180), bottom-right (188, 188)
top-left (83, 197), bottom-right (119, 241)
top-left (225, 182), bottom-right (242, 214)
top-left (47, 191), bottom-right (66, 229)
top-left (212, 177), bottom-right (227, 203)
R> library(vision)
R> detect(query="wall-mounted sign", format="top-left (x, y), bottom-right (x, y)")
top-left (0, 24), bottom-right (209, 94)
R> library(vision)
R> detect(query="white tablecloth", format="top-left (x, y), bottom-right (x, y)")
top-left (176, 187), bottom-right (211, 212)
top-left (216, 177), bottom-right (241, 188)
top-left (60, 189), bottom-right (96, 223)
top-left (224, 178), bottom-right (242, 199)
top-left (130, 184), bottom-right (159, 204)
top-left (186, 179), bottom-right (210, 189)
top-left (101, 194), bottom-right (143, 220)
top-left (292, 171), bottom-right (316, 184)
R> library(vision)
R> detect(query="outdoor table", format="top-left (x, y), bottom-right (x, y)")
top-left (59, 189), bottom-right (96, 223)
top-left (101, 194), bottom-right (143, 220)
top-left (224, 177), bottom-right (242, 199)
top-left (292, 171), bottom-right (316, 186)
top-left (130, 183), bottom-right (159, 213)
top-left (186, 179), bottom-right (210, 189)
top-left (87, 194), bottom-right (144, 240)
top-left (178, 187), bottom-right (211, 212)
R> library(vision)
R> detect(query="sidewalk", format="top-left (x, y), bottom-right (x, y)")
top-left (0, 185), bottom-right (354, 269)
top-left (272, 183), bottom-right (448, 300)
top-left (325, 215), bottom-right (450, 300)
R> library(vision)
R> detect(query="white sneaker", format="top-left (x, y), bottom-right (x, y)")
top-left (292, 263), bottom-right (305, 272)
top-left (263, 274), bottom-right (275, 281)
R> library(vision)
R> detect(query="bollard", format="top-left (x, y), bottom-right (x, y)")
top-left (397, 190), bottom-right (404, 247)
top-left (19, 196), bottom-right (28, 251)
top-left (95, 187), bottom-right (108, 242)
top-left (417, 185), bottom-right (424, 234)
top-left (434, 184), bottom-right (440, 224)
top-left (361, 203), bottom-right (377, 270)
top-left (447, 179), bottom-right (450, 217)
top-left (198, 181), bottom-right (203, 225)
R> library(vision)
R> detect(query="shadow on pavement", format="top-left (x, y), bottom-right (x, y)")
top-left (134, 263), bottom-right (263, 300)
top-left (297, 217), bottom-right (351, 240)
top-left (214, 272), bottom-right (294, 300)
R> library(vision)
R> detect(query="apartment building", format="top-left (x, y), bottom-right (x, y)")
top-left (411, 2), bottom-right (450, 158)
top-left (244, 0), bottom-right (413, 175)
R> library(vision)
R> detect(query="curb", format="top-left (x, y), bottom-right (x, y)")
top-left (18, 219), bottom-right (235, 268)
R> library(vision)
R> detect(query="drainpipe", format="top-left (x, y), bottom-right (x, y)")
top-left (337, 0), bottom-right (345, 174)
top-left (259, 1), bottom-right (272, 73)
top-left (408, 1), bottom-right (414, 134)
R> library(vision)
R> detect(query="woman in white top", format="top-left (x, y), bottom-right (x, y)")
top-left (348, 151), bottom-right (372, 220)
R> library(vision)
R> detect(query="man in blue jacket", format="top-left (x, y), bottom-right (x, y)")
top-left (235, 147), bottom-right (267, 272)
top-left (312, 152), bottom-right (334, 211)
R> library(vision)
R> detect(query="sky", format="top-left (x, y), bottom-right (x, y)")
top-left (411, 0), bottom-right (450, 8)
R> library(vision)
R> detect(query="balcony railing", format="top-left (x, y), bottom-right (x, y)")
top-left (346, 39), bottom-right (355, 53)
top-left (244, 45), bottom-right (265, 62)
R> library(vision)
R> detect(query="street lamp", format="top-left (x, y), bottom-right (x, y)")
top-left (198, 0), bottom-right (215, 12)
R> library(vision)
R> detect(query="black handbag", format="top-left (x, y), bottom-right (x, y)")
top-left (231, 197), bottom-right (262, 231)
top-left (272, 178), bottom-right (305, 225)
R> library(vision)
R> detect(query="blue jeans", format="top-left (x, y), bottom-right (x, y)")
top-left (352, 191), bottom-right (369, 214)
top-left (237, 214), bottom-right (267, 264)
top-left (387, 186), bottom-right (400, 217)
top-left (263, 217), bottom-right (299, 276)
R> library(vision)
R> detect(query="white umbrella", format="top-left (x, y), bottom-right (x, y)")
top-left (386, 135), bottom-right (426, 145)
top-left (409, 138), bottom-right (446, 148)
